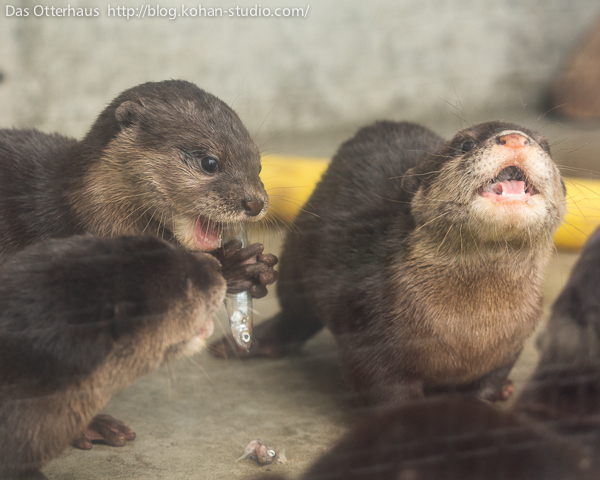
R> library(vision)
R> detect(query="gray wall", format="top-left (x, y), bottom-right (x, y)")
top-left (1, 0), bottom-right (599, 141)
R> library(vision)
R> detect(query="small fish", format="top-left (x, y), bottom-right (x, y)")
top-left (222, 224), bottom-right (253, 352)
top-left (236, 439), bottom-right (284, 465)
top-left (226, 296), bottom-right (252, 351)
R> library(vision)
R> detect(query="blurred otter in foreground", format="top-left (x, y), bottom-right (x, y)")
top-left (0, 235), bottom-right (226, 479)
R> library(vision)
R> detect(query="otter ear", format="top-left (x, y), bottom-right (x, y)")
top-left (401, 167), bottom-right (421, 196)
top-left (115, 100), bottom-right (145, 129)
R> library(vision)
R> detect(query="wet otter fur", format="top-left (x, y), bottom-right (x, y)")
top-left (291, 396), bottom-right (595, 480)
top-left (0, 235), bottom-right (225, 479)
top-left (216, 121), bottom-right (566, 406)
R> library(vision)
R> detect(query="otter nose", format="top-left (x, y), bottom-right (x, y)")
top-left (496, 133), bottom-right (530, 149)
top-left (241, 198), bottom-right (264, 217)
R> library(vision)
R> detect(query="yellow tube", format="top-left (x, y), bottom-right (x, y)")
top-left (260, 155), bottom-right (329, 223)
top-left (555, 178), bottom-right (600, 250)
top-left (261, 155), bottom-right (600, 250)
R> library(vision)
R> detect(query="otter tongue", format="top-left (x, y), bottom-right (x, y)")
top-left (194, 217), bottom-right (221, 251)
top-left (482, 180), bottom-right (529, 201)
top-left (495, 180), bottom-right (525, 195)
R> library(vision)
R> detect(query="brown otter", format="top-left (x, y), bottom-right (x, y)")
top-left (213, 121), bottom-right (566, 406)
top-left (0, 235), bottom-right (226, 479)
top-left (0, 80), bottom-right (278, 445)
top-left (0, 80), bottom-right (277, 296)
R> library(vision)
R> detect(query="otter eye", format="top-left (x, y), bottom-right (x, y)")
top-left (200, 156), bottom-right (219, 174)
top-left (461, 141), bottom-right (475, 153)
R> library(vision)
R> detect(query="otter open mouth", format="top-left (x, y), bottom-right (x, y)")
top-left (194, 216), bottom-right (223, 251)
top-left (479, 166), bottom-right (537, 203)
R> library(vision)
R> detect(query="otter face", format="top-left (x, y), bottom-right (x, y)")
top-left (409, 122), bottom-right (566, 245)
top-left (97, 81), bottom-right (268, 251)
top-left (157, 248), bottom-right (227, 364)
top-left (106, 238), bottom-right (226, 372)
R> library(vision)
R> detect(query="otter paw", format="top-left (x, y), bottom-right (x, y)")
top-left (72, 414), bottom-right (136, 450)
top-left (214, 240), bottom-right (278, 298)
top-left (499, 379), bottom-right (515, 401)
top-left (478, 379), bottom-right (515, 402)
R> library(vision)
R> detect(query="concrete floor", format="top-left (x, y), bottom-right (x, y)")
top-left (43, 117), bottom-right (600, 480)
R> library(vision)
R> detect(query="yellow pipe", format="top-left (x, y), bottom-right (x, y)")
top-left (261, 155), bottom-right (600, 250)
top-left (556, 178), bottom-right (600, 250)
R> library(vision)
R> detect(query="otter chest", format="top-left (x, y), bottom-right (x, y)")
top-left (397, 268), bottom-right (542, 382)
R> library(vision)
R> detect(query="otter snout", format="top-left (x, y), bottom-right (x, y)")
top-left (495, 132), bottom-right (531, 149)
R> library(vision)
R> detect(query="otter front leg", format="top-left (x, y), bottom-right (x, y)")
top-left (211, 240), bottom-right (278, 298)
top-left (72, 414), bottom-right (135, 450)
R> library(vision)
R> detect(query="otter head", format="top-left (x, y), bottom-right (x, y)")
top-left (402, 122), bottom-right (566, 248)
top-left (86, 80), bottom-right (267, 251)
top-left (90, 236), bottom-right (227, 377)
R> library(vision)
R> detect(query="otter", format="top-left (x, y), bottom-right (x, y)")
top-left (0, 235), bottom-right (226, 479)
top-left (0, 80), bottom-right (277, 295)
top-left (0, 80), bottom-right (267, 254)
top-left (513, 225), bottom-right (600, 430)
top-left (213, 121), bottom-right (566, 406)
top-left (0, 80), bottom-right (278, 445)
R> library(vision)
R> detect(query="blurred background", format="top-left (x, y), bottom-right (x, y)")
top-left (1, 0), bottom-right (600, 150)
top-left (2, 1), bottom-right (600, 479)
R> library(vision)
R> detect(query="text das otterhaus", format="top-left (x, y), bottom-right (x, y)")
top-left (6, 5), bottom-right (101, 17)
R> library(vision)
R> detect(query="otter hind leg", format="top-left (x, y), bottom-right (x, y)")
top-left (71, 414), bottom-right (136, 450)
